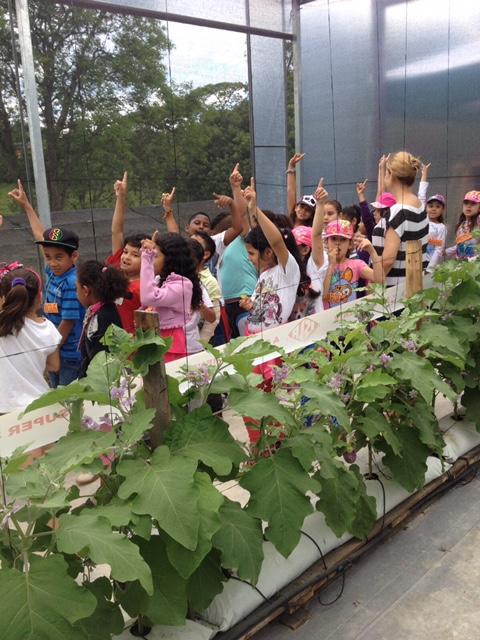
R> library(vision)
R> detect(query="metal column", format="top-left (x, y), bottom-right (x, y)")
top-left (15, 0), bottom-right (51, 227)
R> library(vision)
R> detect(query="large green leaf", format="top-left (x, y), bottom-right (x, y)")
top-left (411, 400), bottom-right (444, 451)
top-left (74, 578), bottom-right (124, 640)
top-left (286, 427), bottom-right (337, 475)
top-left (357, 407), bottom-right (402, 455)
top-left (223, 339), bottom-right (279, 376)
top-left (240, 448), bottom-right (320, 557)
top-left (390, 352), bottom-right (456, 404)
top-left (315, 464), bottom-right (359, 538)
top-left (462, 386), bottom-right (480, 430)
top-left (117, 536), bottom-right (188, 626)
top-left (0, 555), bottom-right (96, 640)
top-left (355, 370), bottom-right (396, 402)
top-left (212, 498), bottom-right (264, 584)
top-left (166, 405), bottom-right (246, 474)
top-left (349, 465), bottom-right (377, 540)
top-left (42, 430), bottom-right (116, 476)
top-left (84, 351), bottom-right (121, 395)
top-left (187, 549), bottom-right (225, 613)
top-left (165, 472), bottom-right (223, 579)
top-left (377, 426), bottom-right (431, 492)
top-left (228, 388), bottom-right (296, 428)
top-left (301, 383), bottom-right (350, 428)
top-left (117, 446), bottom-right (199, 550)
top-left (119, 401), bottom-right (156, 447)
top-left (24, 383), bottom-right (112, 414)
top-left (417, 323), bottom-right (467, 361)
top-left (56, 514), bottom-right (153, 594)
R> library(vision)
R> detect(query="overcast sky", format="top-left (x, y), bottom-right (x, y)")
top-left (166, 21), bottom-right (248, 87)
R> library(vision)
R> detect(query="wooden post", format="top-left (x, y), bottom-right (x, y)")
top-left (405, 239), bottom-right (423, 298)
top-left (134, 309), bottom-right (171, 450)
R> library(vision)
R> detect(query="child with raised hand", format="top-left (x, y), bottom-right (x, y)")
top-left (76, 261), bottom-right (129, 377)
top-left (322, 219), bottom-right (383, 309)
top-left (445, 191), bottom-right (480, 261)
top-left (286, 152), bottom-right (317, 228)
top-left (425, 194), bottom-right (447, 271)
top-left (239, 178), bottom-right (300, 334)
top-left (140, 231), bottom-right (203, 362)
top-left (0, 267), bottom-right (61, 413)
top-left (8, 180), bottom-right (84, 386)
top-left (106, 171), bottom-right (149, 333)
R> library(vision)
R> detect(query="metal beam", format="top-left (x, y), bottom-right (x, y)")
top-left (53, 0), bottom-right (295, 40)
top-left (15, 0), bottom-right (51, 226)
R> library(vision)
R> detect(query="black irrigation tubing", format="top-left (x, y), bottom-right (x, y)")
top-left (215, 454), bottom-right (480, 640)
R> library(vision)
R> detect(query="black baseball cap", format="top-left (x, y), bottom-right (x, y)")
top-left (36, 227), bottom-right (79, 250)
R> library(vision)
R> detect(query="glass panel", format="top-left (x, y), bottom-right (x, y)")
top-left (248, 0), bottom-right (293, 33)
top-left (250, 34), bottom-right (287, 211)
top-left (166, 0), bottom-right (246, 25)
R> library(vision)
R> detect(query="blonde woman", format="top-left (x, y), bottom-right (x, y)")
top-left (381, 151), bottom-right (429, 285)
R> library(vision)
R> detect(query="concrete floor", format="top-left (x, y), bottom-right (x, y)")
top-left (256, 472), bottom-right (480, 640)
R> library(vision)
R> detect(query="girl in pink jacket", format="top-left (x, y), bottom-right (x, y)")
top-left (140, 232), bottom-right (203, 362)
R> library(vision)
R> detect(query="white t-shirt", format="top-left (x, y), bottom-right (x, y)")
top-left (247, 252), bottom-right (300, 334)
top-left (185, 285), bottom-right (213, 355)
top-left (0, 317), bottom-right (61, 413)
top-left (426, 221), bottom-right (446, 272)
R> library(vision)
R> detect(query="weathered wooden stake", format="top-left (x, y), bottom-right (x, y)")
top-left (134, 309), bottom-right (171, 450)
top-left (405, 239), bottom-right (423, 298)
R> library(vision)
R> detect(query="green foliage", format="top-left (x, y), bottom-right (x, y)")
top-left (0, 555), bottom-right (96, 640)
top-left (1, 258), bottom-right (479, 637)
top-left (240, 448), bottom-right (320, 557)
top-left (212, 499), bottom-right (264, 584)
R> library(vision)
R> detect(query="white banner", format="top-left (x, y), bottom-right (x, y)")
top-left (0, 280), bottom-right (413, 457)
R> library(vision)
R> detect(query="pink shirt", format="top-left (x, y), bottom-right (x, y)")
top-left (140, 250), bottom-right (192, 329)
top-left (324, 258), bottom-right (366, 309)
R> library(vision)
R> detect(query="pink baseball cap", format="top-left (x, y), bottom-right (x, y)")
top-left (324, 219), bottom-right (354, 239)
top-left (464, 190), bottom-right (480, 204)
top-left (370, 192), bottom-right (397, 209)
top-left (427, 194), bottom-right (446, 206)
top-left (292, 225), bottom-right (312, 248)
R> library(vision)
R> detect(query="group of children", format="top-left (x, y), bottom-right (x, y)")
top-left (0, 151), bottom-right (478, 414)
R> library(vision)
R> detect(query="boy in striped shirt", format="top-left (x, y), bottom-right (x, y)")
top-left (8, 180), bottom-right (84, 386)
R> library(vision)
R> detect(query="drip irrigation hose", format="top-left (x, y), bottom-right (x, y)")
top-left (215, 454), bottom-right (480, 640)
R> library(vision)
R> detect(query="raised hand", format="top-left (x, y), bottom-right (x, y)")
top-left (288, 152), bottom-right (305, 171)
top-left (379, 154), bottom-right (389, 169)
top-left (314, 177), bottom-right (328, 203)
top-left (355, 179), bottom-right (368, 196)
top-left (8, 179), bottom-right (29, 209)
top-left (141, 230), bottom-right (158, 252)
top-left (229, 162), bottom-right (243, 190)
top-left (243, 177), bottom-right (257, 212)
top-left (212, 193), bottom-right (233, 209)
top-left (161, 186), bottom-right (176, 213)
top-left (114, 171), bottom-right (128, 199)
top-left (421, 162), bottom-right (431, 180)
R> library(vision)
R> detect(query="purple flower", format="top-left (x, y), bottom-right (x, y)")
top-left (82, 416), bottom-right (100, 431)
top-left (272, 365), bottom-right (290, 385)
top-left (402, 340), bottom-right (417, 353)
top-left (340, 393), bottom-right (351, 404)
top-left (185, 364), bottom-right (211, 388)
top-left (366, 365), bottom-right (375, 373)
top-left (110, 386), bottom-right (127, 401)
top-left (328, 373), bottom-right (344, 391)
top-left (379, 354), bottom-right (392, 366)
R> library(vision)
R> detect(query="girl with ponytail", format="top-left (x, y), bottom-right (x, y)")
top-left (76, 261), bottom-right (129, 377)
top-left (0, 267), bottom-right (61, 413)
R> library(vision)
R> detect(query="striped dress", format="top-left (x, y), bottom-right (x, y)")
top-left (384, 204), bottom-right (429, 286)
